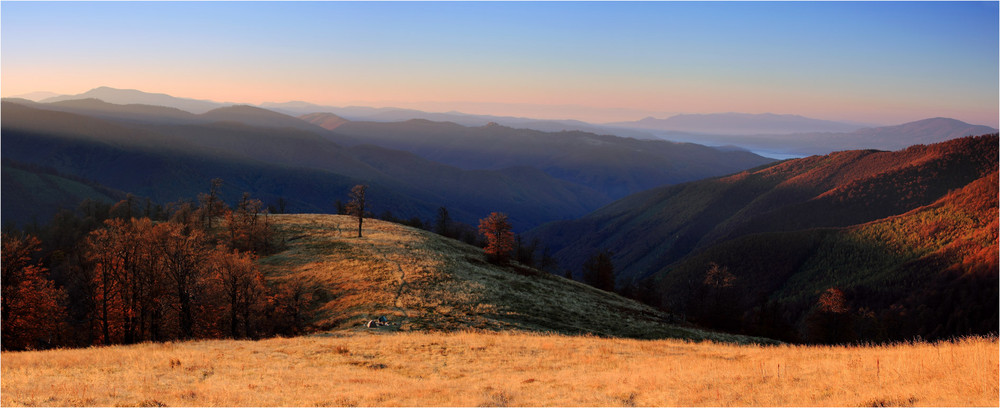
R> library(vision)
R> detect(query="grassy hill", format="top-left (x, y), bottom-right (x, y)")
top-left (259, 214), bottom-right (763, 342)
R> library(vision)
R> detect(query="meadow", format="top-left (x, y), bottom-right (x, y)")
top-left (2, 331), bottom-right (996, 407)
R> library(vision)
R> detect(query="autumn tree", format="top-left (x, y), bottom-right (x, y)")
top-left (211, 249), bottom-right (266, 338)
top-left (583, 249), bottom-right (615, 291)
top-left (84, 218), bottom-right (164, 344)
top-left (802, 287), bottom-right (855, 344)
top-left (346, 184), bottom-right (368, 238)
top-left (1, 233), bottom-right (69, 350)
top-left (198, 178), bottom-right (226, 229)
top-left (696, 262), bottom-right (740, 331)
top-left (478, 212), bottom-right (514, 264)
top-left (225, 192), bottom-right (273, 254)
top-left (154, 222), bottom-right (210, 339)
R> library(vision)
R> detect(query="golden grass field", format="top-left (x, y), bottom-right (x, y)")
top-left (2, 215), bottom-right (997, 406)
top-left (2, 332), bottom-right (996, 407)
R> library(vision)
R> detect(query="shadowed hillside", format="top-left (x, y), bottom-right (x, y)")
top-left (259, 214), bottom-right (769, 343)
top-left (1, 160), bottom-right (124, 227)
top-left (532, 135), bottom-right (997, 285)
top-left (530, 134), bottom-right (998, 342)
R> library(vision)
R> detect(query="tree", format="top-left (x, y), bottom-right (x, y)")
top-left (478, 212), bottom-right (514, 264)
top-left (802, 287), bottom-right (855, 344)
top-left (198, 178), bottom-right (226, 229)
top-left (225, 192), bottom-right (272, 254)
top-left (211, 249), bottom-right (266, 338)
top-left (435, 206), bottom-right (452, 238)
top-left (696, 262), bottom-right (740, 331)
top-left (1, 233), bottom-right (68, 350)
top-left (346, 184), bottom-right (368, 238)
top-left (583, 249), bottom-right (615, 291)
top-left (154, 222), bottom-right (209, 339)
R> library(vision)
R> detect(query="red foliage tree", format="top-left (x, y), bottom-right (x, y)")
top-left (1, 233), bottom-right (69, 350)
top-left (478, 212), bottom-right (515, 264)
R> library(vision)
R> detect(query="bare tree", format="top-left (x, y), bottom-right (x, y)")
top-left (346, 185), bottom-right (368, 238)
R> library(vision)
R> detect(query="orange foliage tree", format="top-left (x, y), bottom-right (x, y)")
top-left (1, 233), bottom-right (69, 350)
top-left (478, 212), bottom-right (515, 264)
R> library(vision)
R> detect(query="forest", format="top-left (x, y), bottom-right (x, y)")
top-left (1, 183), bottom-right (308, 350)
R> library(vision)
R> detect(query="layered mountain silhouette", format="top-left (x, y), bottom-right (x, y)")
top-left (610, 112), bottom-right (868, 135)
top-left (41, 86), bottom-right (226, 114)
top-left (2, 97), bottom-right (775, 230)
top-left (614, 113), bottom-right (997, 156)
top-left (529, 134), bottom-right (998, 342)
top-left (305, 116), bottom-right (774, 199)
top-left (1, 101), bottom-right (619, 230)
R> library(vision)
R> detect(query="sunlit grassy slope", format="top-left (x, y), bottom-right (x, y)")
top-left (2, 332), bottom-right (996, 406)
top-left (259, 214), bottom-right (756, 342)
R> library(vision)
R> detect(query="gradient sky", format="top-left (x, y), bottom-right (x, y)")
top-left (2, 1), bottom-right (998, 126)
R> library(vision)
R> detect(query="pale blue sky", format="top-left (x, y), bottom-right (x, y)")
top-left (2, 1), bottom-right (997, 126)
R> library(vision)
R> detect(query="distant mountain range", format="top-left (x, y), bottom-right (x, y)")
top-left (0, 96), bottom-right (771, 230)
top-left (610, 112), bottom-right (870, 135)
top-left (302, 115), bottom-right (773, 199)
top-left (529, 134), bottom-right (998, 342)
top-left (642, 116), bottom-right (998, 156)
top-left (21, 87), bottom-right (997, 156)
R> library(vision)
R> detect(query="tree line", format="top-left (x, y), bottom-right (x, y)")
top-left (1, 180), bottom-right (308, 351)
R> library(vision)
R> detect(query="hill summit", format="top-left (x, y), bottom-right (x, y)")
top-left (259, 214), bottom-right (770, 343)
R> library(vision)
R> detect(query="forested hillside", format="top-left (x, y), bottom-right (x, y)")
top-left (530, 135), bottom-right (999, 342)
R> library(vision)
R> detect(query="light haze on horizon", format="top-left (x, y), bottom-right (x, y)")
top-left (2, 1), bottom-right (997, 127)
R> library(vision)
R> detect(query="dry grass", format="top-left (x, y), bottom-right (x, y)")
top-left (2, 332), bottom-right (996, 407)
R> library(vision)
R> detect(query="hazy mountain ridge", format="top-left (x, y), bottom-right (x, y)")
top-left (645, 117), bottom-right (998, 156)
top-left (322, 119), bottom-right (776, 199)
top-left (611, 112), bottom-right (869, 135)
top-left (0, 100), bottom-right (609, 230)
top-left (41, 86), bottom-right (226, 114)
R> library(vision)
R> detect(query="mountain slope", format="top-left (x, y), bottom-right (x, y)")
top-left (1, 160), bottom-right (124, 227)
top-left (259, 214), bottom-right (770, 342)
top-left (648, 170), bottom-right (998, 342)
top-left (323, 119), bottom-right (775, 199)
top-left (530, 135), bottom-right (998, 286)
top-left (530, 134), bottom-right (997, 342)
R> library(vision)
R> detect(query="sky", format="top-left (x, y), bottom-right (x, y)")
top-left (2, 1), bottom-right (998, 127)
